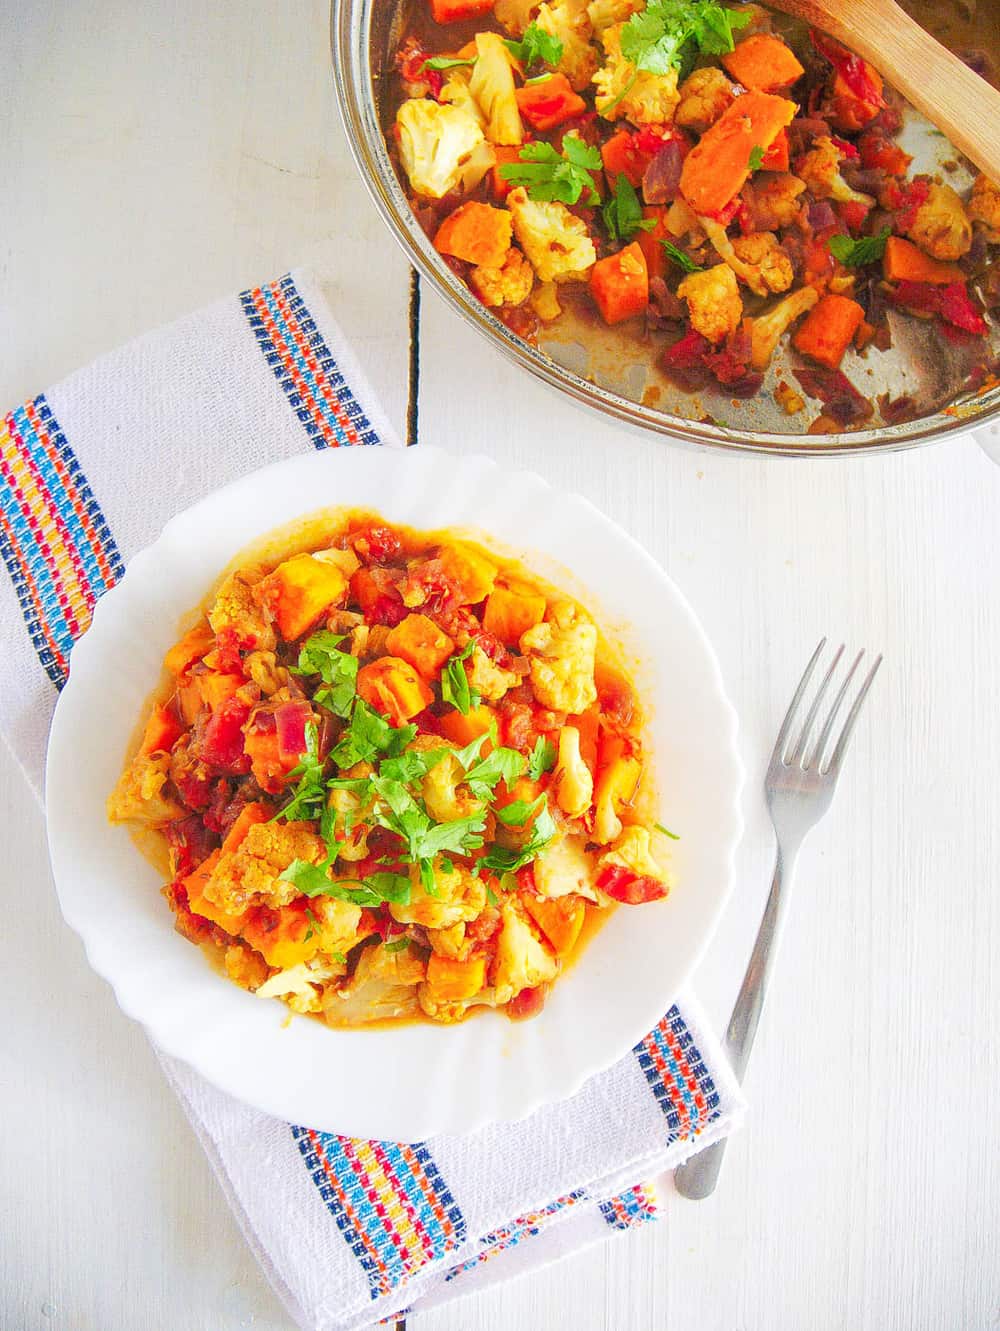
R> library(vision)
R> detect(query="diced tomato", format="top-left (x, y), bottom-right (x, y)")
top-left (890, 281), bottom-right (989, 336)
top-left (601, 129), bottom-right (655, 190)
top-left (829, 135), bottom-right (859, 160)
top-left (214, 625), bottom-right (245, 674)
top-left (498, 698), bottom-right (538, 752)
top-left (471, 628), bottom-right (512, 668)
top-left (516, 864), bottom-right (537, 893)
top-left (351, 524), bottom-right (402, 565)
top-left (164, 815), bottom-right (219, 879)
top-left (836, 199), bottom-right (870, 234)
top-left (760, 129), bottom-right (789, 172)
top-left (858, 130), bottom-right (911, 176)
top-left (596, 865), bottom-right (669, 903)
top-left (893, 177), bottom-right (931, 233)
top-left (662, 327), bottom-right (711, 368)
top-left (507, 986), bottom-right (547, 1020)
top-left (173, 764), bottom-right (216, 811)
top-left (199, 697), bottom-right (252, 774)
top-left (351, 566), bottom-right (408, 627)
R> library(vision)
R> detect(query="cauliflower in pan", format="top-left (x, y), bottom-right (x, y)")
top-left (469, 32), bottom-right (524, 146)
top-left (469, 247), bottom-right (535, 308)
top-left (552, 725), bottom-right (593, 818)
top-left (533, 831), bottom-right (600, 901)
top-left (597, 825), bottom-right (667, 884)
top-left (466, 643), bottom-right (520, 700)
top-left (209, 566), bottom-right (276, 653)
top-left (439, 70), bottom-right (486, 128)
top-left (325, 944), bottom-right (427, 1026)
top-left (535, 0), bottom-right (599, 91)
top-left (796, 136), bottom-right (874, 208)
top-left (586, 0), bottom-right (643, 36)
top-left (519, 600), bottom-right (598, 713)
top-left (747, 171), bottom-right (806, 230)
top-left (593, 23), bottom-right (680, 125)
top-left (494, 0), bottom-right (539, 37)
top-left (395, 98), bottom-right (486, 199)
top-left (107, 752), bottom-right (183, 826)
top-left (255, 959), bottom-right (341, 1014)
top-left (507, 187), bottom-right (597, 283)
top-left (729, 230), bottom-right (794, 295)
top-left (677, 262), bottom-right (743, 344)
top-left (492, 898), bottom-right (559, 1004)
top-left (674, 66), bottom-right (736, 133)
top-left (906, 182), bottom-right (972, 261)
top-left (389, 860), bottom-right (487, 930)
top-left (749, 285), bottom-right (819, 370)
top-left (968, 173), bottom-right (1000, 241)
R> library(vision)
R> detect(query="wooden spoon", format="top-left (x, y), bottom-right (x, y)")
top-left (770, 0), bottom-right (1000, 182)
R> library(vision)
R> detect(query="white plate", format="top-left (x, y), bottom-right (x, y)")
top-left (46, 447), bottom-right (743, 1140)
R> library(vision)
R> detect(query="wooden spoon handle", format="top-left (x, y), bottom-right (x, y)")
top-left (773, 0), bottom-right (1000, 182)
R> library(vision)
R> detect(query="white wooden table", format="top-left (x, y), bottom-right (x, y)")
top-left (3, 3), bottom-right (999, 1328)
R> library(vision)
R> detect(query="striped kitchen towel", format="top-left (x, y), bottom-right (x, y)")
top-left (0, 269), bottom-right (743, 1330)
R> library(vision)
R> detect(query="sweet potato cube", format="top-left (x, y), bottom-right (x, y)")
top-left (437, 705), bottom-right (495, 746)
top-left (520, 891), bottom-right (586, 957)
top-left (242, 901), bottom-right (320, 969)
top-left (883, 236), bottom-right (965, 286)
top-left (164, 623), bottom-right (215, 677)
top-left (792, 294), bottom-right (865, 370)
top-left (195, 671), bottom-right (244, 712)
top-left (137, 704), bottom-right (183, 757)
top-left (259, 554), bottom-right (348, 641)
top-left (385, 613), bottom-right (455, 679)
top-left (357, 656), bottom-right (434, 724)
top-left (434, 202), bottom-right (513, 270)
top-left (438, 542), bottom-right (498, 604)
top-left (720, 33), bottom-right (804, 92)
top-left (426, 952), bottom-right (487, 1002)
top-left (184, 852), bottom-right (248, 936)
top-left (590, 243), bottom-right (649, 325)
top-left (483, 585), bottom-right (547, 646)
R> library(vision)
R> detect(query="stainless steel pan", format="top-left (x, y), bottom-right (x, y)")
top-left (331, 0), bottom-right (1000, 457)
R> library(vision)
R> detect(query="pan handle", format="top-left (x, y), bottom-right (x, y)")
top-left (973, 421), bottom-right (1000, 467)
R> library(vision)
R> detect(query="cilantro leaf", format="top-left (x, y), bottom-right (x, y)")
top-left (273, 723), bottom-right (327, 822)
top-left (499, 139), bottom-right (602, 206)
top-left (383, 936), bottom-right (410, 953)
top-left (480, 801), bottom-right (557, 874)
top-left (294, 631), bottom-right (358, 719)
top-left (378, 746), bottom-right (448, 784)
top-left (655, 821), bottom-right (681, 840)
top-left (454, 727), bottom-right (493, 770)
top-left (827, 227), bottom-right (891, 268)
top-left (504, 21), bottom-right (564, 68)
top-left (602, 174), bottom-right (657, 242)
top-left (424, 55), bottom-right (476, 70)
top-left (463, 745), bottom-right (526, 801)
top-left (527, 736), bottom-right (557, 780)
top-left (620, 0), bottom-right (750, 75)
top-left (441, 641), bottom-right (477, 715)
top-left (659, 239), bottom-right (703, 272)
top-left (748, 144), bottom-right (765, 171)
top-left (495, 793), bottom-right (545, 827)
top-left (331, 699), bottom-right (416, 769)
top-left (279, 859), bottom-right (412, 907)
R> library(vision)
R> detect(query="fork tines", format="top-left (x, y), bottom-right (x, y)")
top-left (774, 638), bottom-right (883, 776)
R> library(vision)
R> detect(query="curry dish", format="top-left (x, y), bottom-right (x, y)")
top-left (108, 514), bottom-right (673, 1026)
top-left (387, 0), bottom-right (1000, 430)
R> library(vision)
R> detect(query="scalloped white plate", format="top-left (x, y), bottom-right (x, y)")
top-left (46, 447), bottom-right (743, 1140)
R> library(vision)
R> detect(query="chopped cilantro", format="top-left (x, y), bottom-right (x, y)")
top-left (463, 745), bottom-right (526, 801)
top-left (441, 641), bottom-right (477, 715)
top-left (383, 936), bottom-right (410, 953)
top-left (527, 736), bottom-right (557, 780)
top-left (278, 859), bottom-right (412, 907)
top-left (499, 138), bottom-right (602, 207)
top-left (274, 723), bottom-right (327, 822)
top-left (331, 699), bottom-right (416, 769)
top-left (659, 239), bottom-right (703, 273)
top-left (827, 227), bottom-right (891, 268)
top-left (503, 21), bottom-right (564, 69)
top-left (293, 631), bottom-right (358, 719)
top-left (495, 793), bottom-right (545, 828)
top-left (480, 800), bottom-right (557, 873)
top-left (423, 55), bottom-right (476, 71)
top-left (654, 821), bottom-right (680, 840)
top-left (331, 950), bottom-right (348, 965)
top-left (485, 885), bottom-right (499, 906)
top-left (602, 174), bottom-right (657, 243)
top-left (619, 0), bottom-right (750, 76)
top-left (748, 144), bottom-right (765, 171)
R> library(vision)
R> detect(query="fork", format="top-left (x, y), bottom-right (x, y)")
top-left (673, 639), bottom-right (883, 1201)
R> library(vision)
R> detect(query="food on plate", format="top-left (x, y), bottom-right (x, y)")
top-left (388, 0), bottom-right (998, 430)
top-left (108, 514), bottom-right (674, 1026)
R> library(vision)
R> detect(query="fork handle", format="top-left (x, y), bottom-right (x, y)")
top-left (673, 842), bottom-right (800, 1200)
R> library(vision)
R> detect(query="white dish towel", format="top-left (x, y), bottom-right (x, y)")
top-left (0, 268), bottom-right (744, 1330)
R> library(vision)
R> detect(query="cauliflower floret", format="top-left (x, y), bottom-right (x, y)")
top-left (747, 171), bottom-right (806, 230)
top-left (470, 247), bottom-right (535, 308)
top-left (592, 750), bottom-right (641, 843)
top-left (389, 860), bottom-right (487, 930)
top-left (508, 187), bottom-right (597, 283)
top-left (677, 262), bottom-right (743, 344)
top-left (552, 725), bottom-right (593, 818)
top-left (224, 943), bottom-right (271, 993)
top-left (244, 649), bottom-right (288, 696)
top-left (593, 23), bottom-right (680, 125)
top-left (749, 285), bottom-right (819, 370)
top-left (665, 197), bottom-right (706, 242)
top-left (535, 0), bottom-right (599, 92)
top-left (209, 566), bottom-right (275, 652)
top-left (495, 0), bottom-right (539, 36)
top-left (534, 830), bottom-right (600, 901)
top-left (796, 136), bottom-right (874, 208)
top-left (310, 896), bottom-right (364, 955)
top-left (412, 736), bottom-right (483, 822)
top-left (731, 231), bottom-right (794, 293)
top-left (598, 824), bottom-right (666, 880)
top-left (426, 921), bottom-right (471, 960)
top-left (968, 173), bottom-right (1000, 241)
top-left (466, 644), bottom-right (520, 701)
top-left (203, 821), bottom-right (326, 914)
top-left (439, 70), bottom-right (485, 128)
top-left (396, 98), bottom-right (486, 199)
top-left (492, 898), bottom-right (559, 1004)
top-left (675, 66), bottom-right (736, 133)
top-left (327, 768), bottom-right (376, 860)
top-left (906, 181), bottom-right (972, 261)
top-left (586, 0), bottom-right (642, 35)
top-left (532, 280), bottom-right (563, 321)
top-left (325, 943), bottom-right (426, 1026)
top-left (256, 958), bottom-right (340, 1014)
top-left (520, 600), bottom-right (598, 713)
top-left (469, 33), bottom-right (524, 146)
top-left (107, 751), bottom-right (183, 826)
